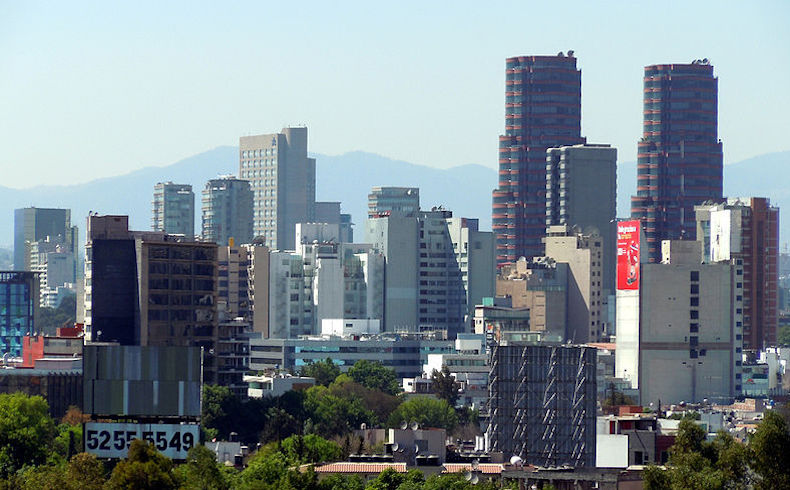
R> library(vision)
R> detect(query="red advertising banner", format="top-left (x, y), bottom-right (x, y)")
top-left (617, 220), bottom-right (640, 290)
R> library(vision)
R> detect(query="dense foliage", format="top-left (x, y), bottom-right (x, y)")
top-left (644, 411), bottom-right (790, 490)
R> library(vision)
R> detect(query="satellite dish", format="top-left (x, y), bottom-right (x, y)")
top-left (391, 442), bottom-right (399, 451)
top-left (510, 455), bottom-right (524, 466)
top-left (464, 471), bottom-right (473, 481)
top-left (360, 423), bottom-right (366, 430)
top-left (472, 459), bottom-right (480, 470)
top-left (400, 421), bottom-right (408, 430)
top-left (414, 444), bottom-right (420, 453)
top-left (470, 475), bottom-right (479, 485)
top-left (410, 421), bottom-right (419, 431)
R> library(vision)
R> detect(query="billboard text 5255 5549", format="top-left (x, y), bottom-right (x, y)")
top-left (617, 220), bottom-right (640, 290)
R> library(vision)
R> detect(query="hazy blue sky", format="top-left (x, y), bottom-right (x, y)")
top-left (1, 1), bottom-right (788, 188)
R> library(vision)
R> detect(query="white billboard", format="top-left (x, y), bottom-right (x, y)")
top-left (84, 422), bottom-right (199, 460)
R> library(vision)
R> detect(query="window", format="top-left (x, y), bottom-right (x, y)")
top-left (690, 297), bottom-right (699, 306)
top-left (690, 271), bottom-right (699, 281)
top-left (690, 284), bottom-right (699, 294)
top-left (690, 310), bottom-right (699, 319)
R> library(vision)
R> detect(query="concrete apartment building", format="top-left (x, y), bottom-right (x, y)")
top-left (366, 212), bottom-right (420, 332)
top-left (84, 215), bottom-right (220, 383)
top-left (544, 225), bottom-right (605, 343)
top-left (546, 144), bottom-right (617, 294)
top-left (266, 242), bottom-right (384, 339)
top-left (695, 197), bottom-right (779, 349)
top-left (496, 258), bottom-right (568, 336)
top-left (201, 176), bottom-right (254, 247)
top-left (216, 243), bottom-right (269, 332)
top-left (152, 182), bottom-right (195, 237)
top-left (616, 239), bottom-right (742, 404)
top-left (239, 127), bottom-right (316, 250)
top-left (366, 206), bottom-right (495, 338)
top-left (368, 187), bottom-right (420, 218)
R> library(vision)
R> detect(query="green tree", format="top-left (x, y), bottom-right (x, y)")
top-left (280, 434), bottom-right (342, 464)
top-left (655, 420), bottom-right (752, 490)
top-left (106, 439), bottom-right (178, 490)
top-left (14, 464), bottom-right (66, 490)
top-left (671, 419), bottom-right (706, 455)
top-left (778, 324), bottom-right (790, 346)
top-left (329, 374), bottom-right (401, 425)
top-left (202, 384), bottom-right (244, 441)
top-left (64, 452), bottom-right (105, 490)
top-left (365, 468), bottom-right (424, 490)
top-left (176, 444), bottom-right (230, 490)
top-left (302, 358), bottom-right (342, 387)
top-left (303, 386), bottom-right (375, 438)
top-left (261, 407), bottom-right (302, 443)
top-left (240, 450), bottom-right (289, 488)
top-left (750, 410), bottom-right (790, 489)
top-left (348, 360), bottom-right (400, 395)
top-left (643, 465), bottom-right (671, 490)
top-left (0, 393), bottom-right (57, 478)
top-left (317, 473), bottom-right (364, 490)
top-left (431, 366), bottom-right (461, 407)
top-left (387, 396), bottom-right (458, 431)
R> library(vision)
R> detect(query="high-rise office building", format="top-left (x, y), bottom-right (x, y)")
top-left (546, 144), bottom-right (617, 294)
top-left (492, 54), bottom-right (585, 266)
top-left (0, 271), bottom-right (39, 356)
top-left (84, 215), bottom-right (219, 383)
top-left (631, 60), bottom-right (723, 262)
top-left (152, 182), bottom-right (195, 237)
top-left (368, 187), bottom-right (420, 218)
top-left (201, 176), bottom-right (254, 246)
top-left (695, 197), bottom-right (779, 349)
top-left (14, 207), bottom-right (78, 273)
top-left (239, 127), bottom-right (316, 250)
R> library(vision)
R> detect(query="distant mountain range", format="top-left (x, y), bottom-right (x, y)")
top-left (0, 148), bottom-right (788, 252)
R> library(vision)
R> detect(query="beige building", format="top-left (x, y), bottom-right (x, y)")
top-left (616, 240), bottom-right (742, 404)
top-left (239, 127), bottom-right (316, 250)
top-left (217, 243), bottom-right (269, 335)
top-left (496, 258), bottom-right (568, 336)
top-left (544, 225), bottom-right (604, 343)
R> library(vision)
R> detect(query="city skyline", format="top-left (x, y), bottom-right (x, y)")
top-left (2, 1), bottom-right (789, 188)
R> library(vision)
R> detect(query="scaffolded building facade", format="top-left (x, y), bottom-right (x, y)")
top-left (487, 343), bottom-right (596, 467)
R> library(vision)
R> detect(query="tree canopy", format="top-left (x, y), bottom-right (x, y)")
top-left (302, 358), bottom-right (342, 386)
top-left (431, 366), bottom-right (461, 407)
top-left (0, 393), bottom-right (57, 478)
top-left (387, 396), bottom-right (458, 431)
top-left (348, 360), bottom-right (400, 396)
